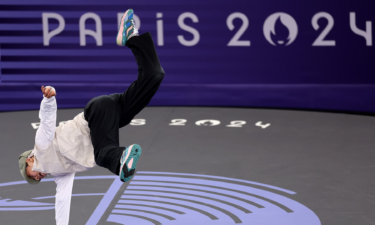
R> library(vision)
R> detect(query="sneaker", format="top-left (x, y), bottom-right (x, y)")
top-left (119, 144), bottom-right (142, 182)
top-left (116, 9), bottom-right (137, 46)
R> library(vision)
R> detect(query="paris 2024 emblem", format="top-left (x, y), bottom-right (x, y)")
top-left (0, 172), bottom-right (321, 224)
top-left (263, 12), bottom-right (298, 46)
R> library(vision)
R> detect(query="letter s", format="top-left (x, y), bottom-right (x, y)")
top-left (177, 12), bottom-right (200, 47)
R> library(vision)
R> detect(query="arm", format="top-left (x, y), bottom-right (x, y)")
top-left (35, 86), bottom-right (57, 150)
top-left (55, 173), bottom-right (75, 225)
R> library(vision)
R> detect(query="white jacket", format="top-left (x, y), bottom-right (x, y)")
top-left (31, 96), bottom-right (96, 225)
top-left (33, 111), bottom-right (96, 175)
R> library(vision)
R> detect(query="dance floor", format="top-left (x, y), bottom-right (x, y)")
top-left (0, 107), bottom-right (374, 225)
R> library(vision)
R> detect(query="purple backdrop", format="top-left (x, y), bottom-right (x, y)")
top-left (0, 0), bottom-right (374, 113)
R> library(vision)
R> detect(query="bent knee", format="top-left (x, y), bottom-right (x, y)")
top-left (154, 72), bottom-right (165, 81)
top-left (149, 68), bottom-right (165, 83)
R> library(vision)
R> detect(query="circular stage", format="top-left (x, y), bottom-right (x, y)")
top-left (0, 107), bottom-right (374, 225)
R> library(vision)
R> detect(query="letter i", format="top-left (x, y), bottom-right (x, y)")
top-left (157, 12), bottom-right (164, 46)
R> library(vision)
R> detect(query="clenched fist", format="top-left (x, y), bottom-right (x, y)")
top-left (41, 86), bottom-right (56, 98)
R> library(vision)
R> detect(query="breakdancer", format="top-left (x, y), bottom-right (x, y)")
top-left (18, 9), bottom-right (164, 225)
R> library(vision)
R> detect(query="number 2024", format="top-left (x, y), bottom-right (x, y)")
top-left (129, 119), bottom-right (271, 129)
top-left (227, 12), bottom-right (372, 46)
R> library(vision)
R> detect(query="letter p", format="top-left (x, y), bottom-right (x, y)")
top-left (42, 13), bottom-right (65, 46)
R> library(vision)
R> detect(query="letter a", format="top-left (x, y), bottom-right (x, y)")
top-left (79, 13), bottom-right (103, 46)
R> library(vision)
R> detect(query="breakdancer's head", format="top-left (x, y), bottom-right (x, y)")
top-left (25, 156), bottom-right (47, 181)
top-left (19, 150), bottom-right (47, 184)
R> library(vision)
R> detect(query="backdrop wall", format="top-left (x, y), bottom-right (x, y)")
top-left (0, 0), bottom-right (374, 113)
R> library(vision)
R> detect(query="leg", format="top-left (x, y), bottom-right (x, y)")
top-left (84, 95), bottom-right (124, 175)
top-left (85, 7), bottom-right (165, 177)
top-left (111, 32), bottom-right (165, 128)
top-left (84, 32), bottom-right (164, 176)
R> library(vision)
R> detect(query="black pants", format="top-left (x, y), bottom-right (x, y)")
top-left (84, 32), bottom-right (165, 175)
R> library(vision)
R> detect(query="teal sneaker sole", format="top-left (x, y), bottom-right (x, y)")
top-left (116, 9), bottom-right (134, 46)
top-left (119, 144), bottom-right (142, 182)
